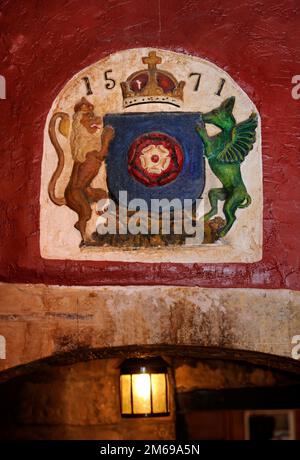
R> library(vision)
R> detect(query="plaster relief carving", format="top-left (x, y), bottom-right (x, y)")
top-left (48, 98), bottom-right (115, 243)
top-left (40, 48), bottom-right (262, 262)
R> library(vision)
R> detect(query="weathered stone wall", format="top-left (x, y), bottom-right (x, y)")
top-left (175, 360), bottom-right (299, 391)
top-left (0, 359), bottom-right (175, 440)
top-left (0, 283), bottom-right (300, 372)
top-left (0, 357), bottom-right (299, 440)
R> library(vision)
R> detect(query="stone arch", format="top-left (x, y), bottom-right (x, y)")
top-left (1, 344), bottom-right (300, 384)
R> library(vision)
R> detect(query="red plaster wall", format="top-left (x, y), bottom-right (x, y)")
top-left (0, 0), bottom-right (299, 290)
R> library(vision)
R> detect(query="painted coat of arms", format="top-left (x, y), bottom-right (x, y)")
top-left (41, 49), bottom-right (262, 262)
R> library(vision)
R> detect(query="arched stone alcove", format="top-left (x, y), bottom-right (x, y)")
top-left (0, 345), bottom-right (300, 440)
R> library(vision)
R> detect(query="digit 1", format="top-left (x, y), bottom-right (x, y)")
top-left (216, 78), bottom-right (225, 96)
top-left (82, 76), bottom-right (93, 95)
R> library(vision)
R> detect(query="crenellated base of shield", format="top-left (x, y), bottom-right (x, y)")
top-left (84, 212), bottom-right (226, 248)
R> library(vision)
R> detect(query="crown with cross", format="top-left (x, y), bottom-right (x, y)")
top-left (120, 51), bottom-right (185, 108)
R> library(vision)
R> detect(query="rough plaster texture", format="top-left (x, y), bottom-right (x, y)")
top-left (0, 283), bottom-right (299, 371)
top-left (0, 0), bottom-right (299, 288)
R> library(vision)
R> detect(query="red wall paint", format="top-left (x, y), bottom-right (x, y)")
top-left (0, 0), bottom-right (299, 290)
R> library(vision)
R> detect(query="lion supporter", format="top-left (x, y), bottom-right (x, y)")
top-left (48, 97), bottom-right (115, 244)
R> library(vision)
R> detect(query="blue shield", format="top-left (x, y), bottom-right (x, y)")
top-left (104, 112), bottom-right (204, 210)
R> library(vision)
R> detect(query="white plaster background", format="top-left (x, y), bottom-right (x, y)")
top-left (40, 48), bottom-right (262, 262)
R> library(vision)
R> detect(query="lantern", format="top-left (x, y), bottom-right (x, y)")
top-left (119, 357), bottom-right (170, 417)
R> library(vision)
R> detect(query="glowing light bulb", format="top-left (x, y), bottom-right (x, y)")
top-left (133, 373), bottom-right (151, 400)
top-left (132, 373), bottom-right (151, 413)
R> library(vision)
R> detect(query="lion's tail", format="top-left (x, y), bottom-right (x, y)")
top-left (238, 193), bottom-right (252, 209)
top-left (48, 112), bottom-right (69, 206)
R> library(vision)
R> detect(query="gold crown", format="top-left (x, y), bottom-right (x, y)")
top-left (121, 51), bottom-right (185, 108)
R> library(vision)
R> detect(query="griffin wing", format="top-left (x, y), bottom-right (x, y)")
top-left (216, 113), bottom-right (258, 164)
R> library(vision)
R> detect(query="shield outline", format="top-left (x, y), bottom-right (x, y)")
top-left (104, 112), bottom-right (205, 211)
